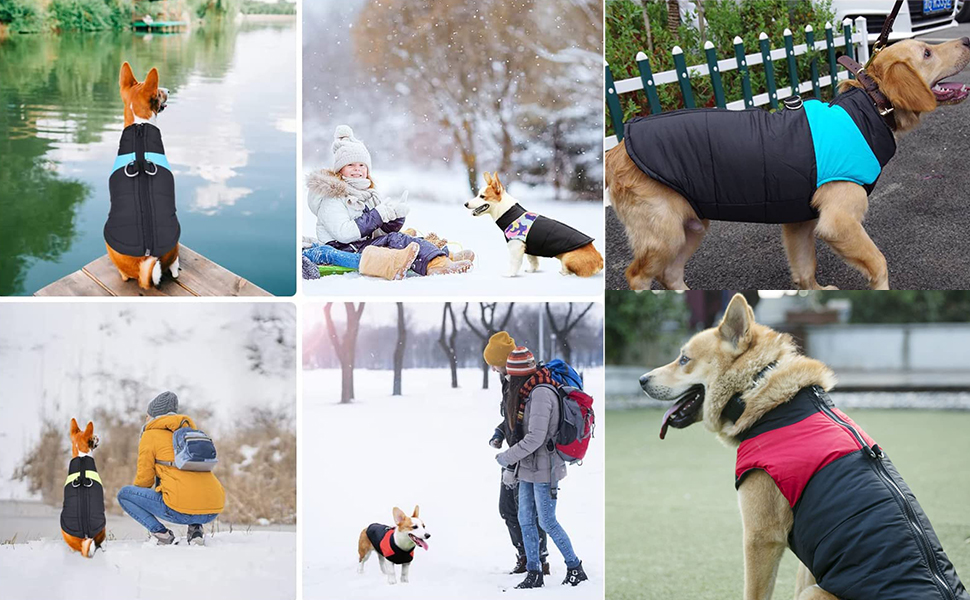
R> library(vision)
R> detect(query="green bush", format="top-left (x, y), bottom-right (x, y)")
top-left (606, 0), bottom-right (837, 136)
top-left (241, 0), bottom-right (294, 15)
top-left (0, 0), bottom-right (43, 32)
top-left (46, 0), bottom-right (127, 31)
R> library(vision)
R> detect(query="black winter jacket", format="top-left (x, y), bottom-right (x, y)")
top-left (623, 88), bottom-right (896, 223)
top-left (496, 204), bottom-right (593, 257)
top-left (60, 455), bottom-right (106, 539)
top-left (105, 123), bottom-right (180, 257)
top-left (366, 523), bottom-right (414, 564)
top-left (735, 386), bottom-right (968, 600)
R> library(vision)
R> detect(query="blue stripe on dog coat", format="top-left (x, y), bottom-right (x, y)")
top-left (112, 152), bottom-right (136, 174)
top-left (145, 151), bottom-right (171, 172)
top-left (803, 99), bottom-right (882, 187)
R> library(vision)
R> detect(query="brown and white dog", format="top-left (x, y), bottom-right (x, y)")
top-left (465, 172), bottom-right (604, 277)
top-left (606, 38), bottom-right (970, 290)
top-left (61, 418), bottom-right (106, 558)
top-left (107, 62), bottom-right (178, 289)
top-left (357, 506), bottom-right (430, 585)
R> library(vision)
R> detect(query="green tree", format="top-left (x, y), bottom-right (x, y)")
top-left (606, 291), bottom-right (689, 364)
top-left (822, 291), bottom-right (970, 323)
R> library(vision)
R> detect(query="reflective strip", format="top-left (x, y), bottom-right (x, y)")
top-left (65, 470), bottom-right (102, 486)
top-left (112, 152), bottom-right (136, 174)
top-left (145, 152), bottom-right (170, 172)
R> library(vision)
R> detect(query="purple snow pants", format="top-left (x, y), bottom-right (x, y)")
top-left (329, 233), bottom-right (446, 276)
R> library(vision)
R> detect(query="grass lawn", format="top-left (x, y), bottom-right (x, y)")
top-left (605, 408), bottom-right (970, 599)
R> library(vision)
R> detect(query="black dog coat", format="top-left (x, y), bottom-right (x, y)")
top-left (105, 123), bottom-right (180, 257)
top-left (366, 523), bottom-right (414, 565)
top-left (61, 455), bottom-right (106, 540)
top-left (495, 203), bottom-right (594, 257)
top-left (623, 88), bottom-right (897, 223)
top-left (735, 387), bottom-right (968, 600)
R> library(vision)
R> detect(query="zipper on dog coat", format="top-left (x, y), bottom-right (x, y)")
top-left (734, 386), bottom-right (967, 600)
top-left (365, 523), bottom-right (414, 564)
top-left (105, 123), bottom-right (180, 257)
top-left (60, 455), bottom-right (106, 540)
top-left (495, 203), bottom-right (594, 257)
top-left (623, 88), bottom-right (896, 223)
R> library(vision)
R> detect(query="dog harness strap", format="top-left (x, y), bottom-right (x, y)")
top-left (837, 55), bottom-right (897, 131)
top-left (721, 362), bottom-right (778, 423)
top-left (64, 470), bottom-right (102, 486)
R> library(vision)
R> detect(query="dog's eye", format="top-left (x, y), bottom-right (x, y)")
top-left (678, 354), bottom-right (690, 366)
top-left (479, 193), bottom-right (485, 198)
top-left (412, 525), bottom-right (418, 529)
top-left (924, 48), bottom-right (932, 58)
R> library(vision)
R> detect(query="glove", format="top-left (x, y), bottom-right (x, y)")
top-left (502, 468), bottom-right (517, 488)
top-left (374, 203), bottom-right (396, 223)
top-left (489, 427), bottom-right (504, 448)
top-left (495, 452), bottom-right (511, 468)
top-left (384, 191), bottom-right (410, 219)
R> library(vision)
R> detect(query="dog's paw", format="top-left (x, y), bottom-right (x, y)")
top-left (387, 577), bottom-right (397, 585)
top-left (151, 260), bottom-right (162, 286)
top-left (401, 576), bottom-right (409, 584)
top-left (170, 257), bottom-right (180, 279)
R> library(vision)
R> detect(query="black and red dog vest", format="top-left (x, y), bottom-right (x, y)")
top-left (495, 203), bottom-right (594, 258)
top-left (60, 455), bottom-right (106, 540)
top-left (623, 88), bottom-right (897, 224)
top-left (735, 386), bottom-right (968, 600)
top-left (366, 523), bottom-right (414, 565)
top-left (105, 123), bottom-right (180, 257)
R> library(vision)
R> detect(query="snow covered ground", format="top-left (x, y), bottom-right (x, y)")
top-left (301, 168), bottom-right (605, 296)
top-left (0, 528), bottom-right (295, 600)
top-left (302, 367), bottom-right (605, 599)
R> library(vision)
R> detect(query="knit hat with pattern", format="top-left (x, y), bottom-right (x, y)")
top-left (506, 346), bottom-right (537, 377)
top-left (331, 125), bottom-right (372, 174)
top-left (147, 391), bottom-right (179, 418)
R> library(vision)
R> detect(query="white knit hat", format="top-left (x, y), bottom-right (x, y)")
top-left (331, 125), bottom-right (372, 173)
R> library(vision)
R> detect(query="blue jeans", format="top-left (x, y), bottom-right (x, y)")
top-left (518, 481), bottom-right (580, 572)
top-left (117, 485), bottom-right (218, 534)
top-left (303, 243), bottom-right (361, 269)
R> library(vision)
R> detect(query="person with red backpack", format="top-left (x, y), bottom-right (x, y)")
top-left (495, 346), bottom-right (589, 590)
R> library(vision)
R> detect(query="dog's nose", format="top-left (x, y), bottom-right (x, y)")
top-left (424, 533), bottom-right (431, 539)
top-left (463, 202), bottom-right (469, 208)
top-left (639, 374), bottom-right (651, 391)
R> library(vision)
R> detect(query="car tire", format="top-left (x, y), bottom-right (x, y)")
top-left (957, 0), bottom-right (970, 23)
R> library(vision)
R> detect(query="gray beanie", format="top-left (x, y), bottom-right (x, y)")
top-left (148, 391), bottom-right (179, 418)
top-left (331, 125), bottom-right (372, 174)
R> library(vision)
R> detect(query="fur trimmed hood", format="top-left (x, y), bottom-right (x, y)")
top-left (305, 168), bottom-right (378, 215)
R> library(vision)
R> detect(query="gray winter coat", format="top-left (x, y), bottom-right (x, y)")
top-left (498, 385), bottom-right (567, 484)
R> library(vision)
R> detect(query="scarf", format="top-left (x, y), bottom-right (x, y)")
top-left (508, 367), bottom-right (558, 446)
top-left (341, 176), bottom-right (381, 211)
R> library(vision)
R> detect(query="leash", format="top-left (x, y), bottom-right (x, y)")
top-left (835, 0), bottom-right (903, 132)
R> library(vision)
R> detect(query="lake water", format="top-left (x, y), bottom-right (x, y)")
top-left (0, 20), bottom-right (297, 296)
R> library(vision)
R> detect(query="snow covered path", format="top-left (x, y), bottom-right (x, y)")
top-left (301, 171), bottom-right (605, 297)
top-left (0, 530), bottom-right (295, 600)
top-left (302, 367), bottom-right (605, 599)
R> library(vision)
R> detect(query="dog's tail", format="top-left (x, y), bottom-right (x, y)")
top-left (138, 256), bottom-right (161, 289)
top-left (604, 140), bottom-right (626, 206)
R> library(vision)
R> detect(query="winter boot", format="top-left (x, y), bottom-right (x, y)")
top-left (510, 554), bottom-right (527, 574)
top-left (514, 570), bottom-right (544, 589)
top-left (542, 562), bottom-right (550, 575)
top-left (187, 524), bottom-right (205, 546)
top-left (358, 242), bottom-right (419, 280)
top-left (426, 255), bottom-right (473, 276)
top-left (153, 528), bottom-right (176, 545)
top-left (302, 256), bottom-right (320, 280)
top-left (562, 561), bottom-right (588, 586)
top-left (423, 231), bottom-right (448, 249)
top-left (450, 248), bottom-right (476, 263)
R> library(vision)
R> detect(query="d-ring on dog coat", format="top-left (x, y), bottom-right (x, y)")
top-left (104, 123), bottom-right (180, 257)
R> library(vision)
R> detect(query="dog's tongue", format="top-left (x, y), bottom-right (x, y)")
top-left (659, 399), bottom-right (687, 440)
top-left (414, 538), bottom-right (429, 551)
top-left (933, 82), bottom-right (970, 104)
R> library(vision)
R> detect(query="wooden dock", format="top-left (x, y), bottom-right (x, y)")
top-left (34, 245), bottom-right (271, 297)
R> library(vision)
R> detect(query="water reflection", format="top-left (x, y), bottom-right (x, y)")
top-left (0, 21), bottom-right (296, 296)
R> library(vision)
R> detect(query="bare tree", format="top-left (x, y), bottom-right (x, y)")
top-left (393, 303), bottom-right (407, 396)
top-left (324, 303), bottom-right (366, 403)
top-left (438, 302), bottom-right (460, 388)
top-left (642, 1), bottom-right (654, 54)
top-left (545, 302), bottom-right (595, 364)
top-left (463, 302), bottom-right (515, 389)
top-left (667, 0), bottom-right (680, 32)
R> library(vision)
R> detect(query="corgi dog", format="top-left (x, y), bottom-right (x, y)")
top-left (358, 506), bottom-right (430, 585)
top-left (105, 62), bottom-right (180, 289)
top-left (61, 418), bottom-right (107, 558)
top-left (465, 172), bottom-right (603, 278)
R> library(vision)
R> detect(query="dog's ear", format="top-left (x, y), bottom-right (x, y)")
top-left (70, 418), bottom-right (80, 435)
top-left (718, 294), bottom-right (752, 351)
top-left (491, 172), bottom-right (504, 195)
top-left (119, 62), bottom-right (137, 90)
top-left (392, 507), bottom-right (406, 525)
top-left (412, 505), bottom-right (420, 518)
top-left (84, 421), bottom-right (94, 438)
top-left (143, 68), bottom-right (159, 94)
top-left (878, 61), bottom-right (936, 113)
top-left (483, 172), bottom-right (493, 186)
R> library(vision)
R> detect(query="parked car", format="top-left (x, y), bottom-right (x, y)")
top-left (957, 0), bottom-right (970, 22)
top-left (832, 0), bottom-right (957, 41)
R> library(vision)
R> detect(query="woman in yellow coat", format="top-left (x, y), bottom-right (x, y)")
top-left (117, 391), bottom-right (225, 545)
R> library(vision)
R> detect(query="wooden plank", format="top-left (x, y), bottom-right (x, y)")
top-left (82, 255), bottom-right (195, 297)
top-left (35, 270), bottom-right (114, 297)
top-left (171, 246), bottom-right (271, 297)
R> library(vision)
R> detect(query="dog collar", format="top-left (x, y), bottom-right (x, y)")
top-left (837, 56), bottom-right (897, 132)
top-left (722, 361), bottom-right (778, 423)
